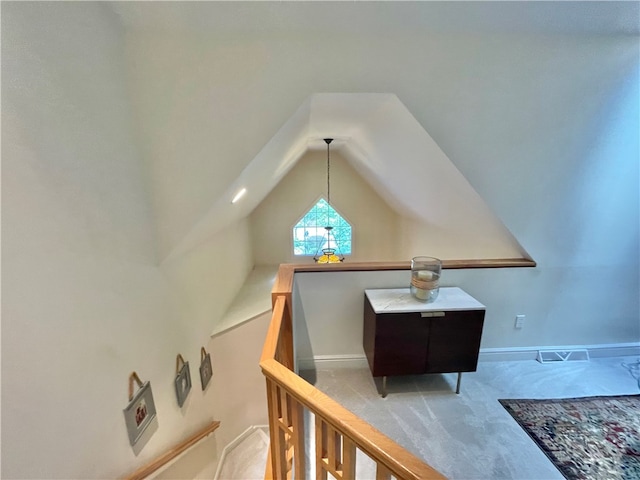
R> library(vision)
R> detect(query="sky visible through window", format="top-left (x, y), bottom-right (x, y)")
top-left (293, 198), bottom-right (351, 256)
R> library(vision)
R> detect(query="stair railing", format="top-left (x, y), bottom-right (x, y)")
top-left (260, 263), bottom-right (443, 479)
top-left (260, 260), bottom-right (534, 480)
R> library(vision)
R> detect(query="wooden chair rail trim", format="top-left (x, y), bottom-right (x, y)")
top-left (272, 259), bottom-right (536, 304)
top-left (124, 421), bottom-right (221, 480)
top-left (260, 358), bottom-right (446, 480)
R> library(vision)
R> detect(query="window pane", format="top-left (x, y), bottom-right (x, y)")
top-left (293, 199), bottom-right (351, 256)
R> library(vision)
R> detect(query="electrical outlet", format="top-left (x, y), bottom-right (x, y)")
top-left (515, 315), bottom-right (525, 329)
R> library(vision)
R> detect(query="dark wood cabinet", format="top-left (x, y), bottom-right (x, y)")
top-left (363, 288), bottom-right (485, 395)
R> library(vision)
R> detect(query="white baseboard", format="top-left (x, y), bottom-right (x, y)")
top-left (297, 343), bottom-right (640, 369)
top-left (479, 342), bottom-right (640, 362)
top-left (297, 354), bottom-right (368, 371)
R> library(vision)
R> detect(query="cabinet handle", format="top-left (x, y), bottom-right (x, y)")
top-left (421, 311), bottom-right (445, 317)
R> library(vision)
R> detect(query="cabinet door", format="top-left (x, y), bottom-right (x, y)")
top-left (426, 310), bottom-right (484, 373)
top-left (372, 312), bottom-right (429, 377)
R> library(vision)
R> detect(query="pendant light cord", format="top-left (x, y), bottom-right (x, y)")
top-left (325, 138), bottom-right (333, 206)
top-left (327, 141), bottom-right (331, 206)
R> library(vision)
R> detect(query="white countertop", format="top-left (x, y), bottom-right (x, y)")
top-left (365, 287), bottom-right (485, 313)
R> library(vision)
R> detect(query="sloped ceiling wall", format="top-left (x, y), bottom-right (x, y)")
top-left (116, 1), bottom-right (639, 263)
top-left (165, 93), bottom-right (530, 262)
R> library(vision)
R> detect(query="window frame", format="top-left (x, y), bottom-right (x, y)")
top-left (291, 196), bottom-right (353, 258)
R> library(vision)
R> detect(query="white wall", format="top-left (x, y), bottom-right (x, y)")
top-left (161, 218), bottom-right (253, 344)
top-left (154, 312), bottom-right (271, 480)
top-left (250, 151), bottom-right (401, 264)
top-left (156, 219), bottom-right (266, 474)
top-left (2, 4), bottom-right (169, 478)
top-left (2, 4), bottom-right (265, 479)
top-left (397, 215), bottom-right (527, 261)
top-left (293, 267), bottom-right (639, 365)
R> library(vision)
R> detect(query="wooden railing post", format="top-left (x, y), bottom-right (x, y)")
top-left (279, 297), bottom-right (294, 371)
top-left (265, 378), bottom-right (283, 479)
top-left (291, 396), bottom-right (306, 480)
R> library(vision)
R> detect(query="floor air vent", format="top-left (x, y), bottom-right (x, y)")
top-left (537, 349), bottom-right (590, 363)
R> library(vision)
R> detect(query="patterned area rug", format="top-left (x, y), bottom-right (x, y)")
top-left (499, 395), bottom-right (640, 480)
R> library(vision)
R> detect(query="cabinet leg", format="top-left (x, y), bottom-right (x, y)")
top-left (382, 376), bottom-right (387, 398)
top-left (456, 372), bottom-right (462, 394)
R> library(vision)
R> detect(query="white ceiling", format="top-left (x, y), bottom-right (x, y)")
top-left (109, 1), bottom-right (639, 261)
top-left (111, 1), bottom-right (640, 36)
top-left (166, 93), bottom-right (528, 261)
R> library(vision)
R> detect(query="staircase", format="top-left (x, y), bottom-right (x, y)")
top-left (214, 427), bottom-right (269, 480)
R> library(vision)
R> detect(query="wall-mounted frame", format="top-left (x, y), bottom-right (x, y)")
top-left (199, 347), bottom-right (213, 391)
top-left (175, 354), bottom-right (192, 407)
top-left (123, 372), bottom-right (157, 446)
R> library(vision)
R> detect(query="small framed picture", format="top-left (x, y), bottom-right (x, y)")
top-left (200, 347), bottom-right (213, 391)
top-left (123, 379), bottom-right (157, 446)
top-left (175, 356), bottom-right (192, 407)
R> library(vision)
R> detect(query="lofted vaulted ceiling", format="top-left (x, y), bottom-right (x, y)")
top-left (112, 2), bottom-right (640, 36)
top-left (110, 1), bottom-right (639, 262)
top-left (166, 93), bottom-right (530, 261)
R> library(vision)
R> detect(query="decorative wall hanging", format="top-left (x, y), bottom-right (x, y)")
top-left (123, 371), bottom-right (157, 446)
top-left (199, 347), bottom-right (213, 391)
top-left (175, 354), bottom-right (192, 407)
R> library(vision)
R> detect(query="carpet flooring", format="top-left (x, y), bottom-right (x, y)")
top-left (301, 356), bottom-right (640, 479)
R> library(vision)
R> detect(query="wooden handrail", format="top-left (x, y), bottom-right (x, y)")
top-left (280, 258), bottom-right (535, 272)
top-left (272, 258), bottom-right (536, 306)
top-left (124, 421), bottom-right (220, 480)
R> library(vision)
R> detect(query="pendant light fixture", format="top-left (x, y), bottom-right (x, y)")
top-left (314, 138), bottom-right (345, 264)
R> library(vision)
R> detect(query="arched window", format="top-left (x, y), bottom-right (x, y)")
top-left (293, 198), bottom-right (352, 257)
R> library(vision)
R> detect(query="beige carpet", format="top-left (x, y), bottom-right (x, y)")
top-left (301, 356), bottom-right (640, 479)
